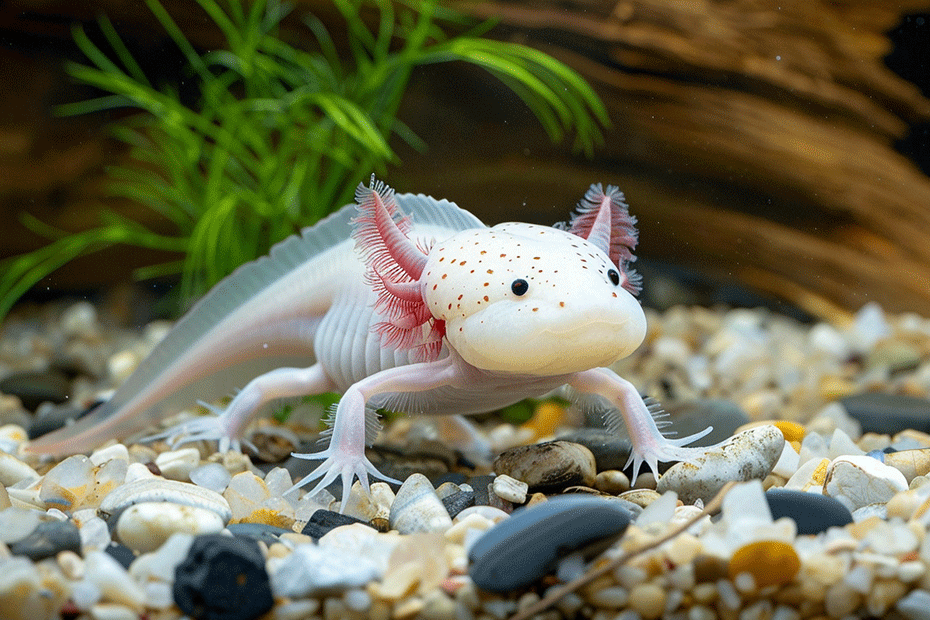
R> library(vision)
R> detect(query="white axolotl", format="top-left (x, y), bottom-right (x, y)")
top-left (28, 177), bottom-right (714, 509)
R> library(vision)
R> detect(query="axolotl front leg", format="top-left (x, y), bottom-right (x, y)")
top-left (567, 367), bottom-right (714, 482)
top-left (288, 355), bottom-right (465, 510)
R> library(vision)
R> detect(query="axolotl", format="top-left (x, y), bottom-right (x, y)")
top-left (28, 177), bottom-right (714, 508)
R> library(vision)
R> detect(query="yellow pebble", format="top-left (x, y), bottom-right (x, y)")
top-left (771, 420), bottom-right (805, 443)
top-left (728, 541), bottom-right (800, 588)
top-left (627, 583), bottom-right (666, 619)
top-left (521, 401), bottom-right (567, 439)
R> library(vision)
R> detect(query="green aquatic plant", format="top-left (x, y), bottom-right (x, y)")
top-left (0, 0), bottom-right (609, 320)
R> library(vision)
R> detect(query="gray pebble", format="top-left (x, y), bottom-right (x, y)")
top-left (0, 369), bottom-right (70, 412)
top-left (841, 393), bottom-right (930, 435)
top-left (301, 510), bottom-right (369, 540)
top-left (9, 519), bottom-right (81, 561)
top-left (440, 489), bottom-right (475, 519)
top-left (468, 495), bottom-right (631, 593)
top-left (556, 428), bottom-right (631, 471)
top-left (665, 399), bottom-right (751, 447)
top-left (227, 523), bottom-right (294, 545)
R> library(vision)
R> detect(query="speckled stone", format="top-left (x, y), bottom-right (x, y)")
top-left (173, 535), bottom-right (273, 620)
top-left (492, 441), bottom-right (596, 493)
top-left (8, 519), bottom-right (80, 561)
top-left (765, 489), bottom-right (853, 535)
top-left (841, 393), bottom-right (930, 435)
top-left (656, 425), bottom-right (785, 504)
top-left (468, 495), bottom-right (631, 593)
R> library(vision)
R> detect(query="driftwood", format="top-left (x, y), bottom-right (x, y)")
top-left (1, 0), bottom-right (929, 320)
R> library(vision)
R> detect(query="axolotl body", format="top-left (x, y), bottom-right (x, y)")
top-left (29, 177), bottom-right (714, 508)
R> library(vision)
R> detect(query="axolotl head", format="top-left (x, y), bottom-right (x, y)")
top-left (421, 223), bottom-right (646, 376)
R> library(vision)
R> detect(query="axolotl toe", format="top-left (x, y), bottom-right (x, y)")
top-left (28, 176), bottom-right (716, 511)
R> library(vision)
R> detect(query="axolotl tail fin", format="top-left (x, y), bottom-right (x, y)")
top-left (28, 191), bottom-right (485, 456)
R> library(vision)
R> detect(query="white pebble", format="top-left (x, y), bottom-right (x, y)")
top-left (90, 444), bottom-right (129, 466)
top-left (491, 474), bottom-right (528, 503)
top-left (189, 462), bottom-right (231, 493)
top-left (89, 603), bottom-right (139, 620)
top-left (154, 448), bottom-right (201, 481)
top-left (116, 502), bottom-right (224, 553)
top-left (84, 550), bottom-right (146, 611)
top-left (824, 455), bottom-right (908, 511)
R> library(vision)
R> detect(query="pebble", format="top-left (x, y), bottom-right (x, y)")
top-left (271, 537), bottom-right (383, 598)
top-left (301, 509), bottom-right (369, 539)
top-left (657, 425), bottom-right (785, 504)
top-left (881, 448), bottom-right (930, 483)
top-left (99, 477), bottom-right (232, 524)
top-left (765, 489), bottom-right (853, 534)
top-left (0, 368), bottom-right (70, 411)
top-left (666, 399), bottom-right (751, 447)
top-left (728, 540), bottom-right (800, 587)
top-left (12, 301), bottom-right (930, 619)
top-left (556, 427), bottom-right (631, 471)
top-left (390, 473), bottom-right (453, 534)
top-left (440, 488), bottom-right (475, 519)
top-left (823, 454), bottom-right (909, 511)
top-left (492, 440), bottom-right (596, 492)
top-left (115, 501), bottom-right (225, 552)
top-left (154, 447), bottom-right (201, 481)
top-left (226, 522), bottom-right (292, 545)
top-left (9, 518), bottom-right (81, 561)
top-left (174, 534), bottom-right (273, 620)
top-left (841, 393), bottom-right (930, 435)
top-left (491, 474), bottom-right (528, 503)
top-left (468, 495), bottom-right (631, 593)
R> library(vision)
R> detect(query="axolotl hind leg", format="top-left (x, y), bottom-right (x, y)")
top-left (567, 367), bottom-right (719, 483)
top-left (148, 364), bottom-right (337, 452)
top-left (287, 355), bottom-right (463, 512)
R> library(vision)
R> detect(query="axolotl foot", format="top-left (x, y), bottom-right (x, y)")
top-left (141, 401), bottom-right (252, 454)
top-left (286, 446), bottom-right (401, 512)
top-left (625, 425), bottom-right (718, 484)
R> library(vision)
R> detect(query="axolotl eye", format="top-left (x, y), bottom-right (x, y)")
top-left (511, 279), bottom-right (529, 296)
top-left (607, 269), bottom-right (620, 286)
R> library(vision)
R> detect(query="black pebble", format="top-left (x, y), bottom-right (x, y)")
top-left (467, 475), bottom-right (497, 506)
top-left (301, 510), bottom-right (369, 540)
top-left (841, 393), bottom-right (930, 435)
top-left (105, 543), bottom-right (137, 569)
top-left (226, 523), bottom-right (292, 546)
top-left (9, 519), bottom-right (81, 561)
top-left (173, 535), bottom-right (273, 620)
top-left (0, 369), bottom-right (70, 411)
top-left (765, 489), bottom-right (853, 535)
top-left (441, 489), bottom-right (475, 519)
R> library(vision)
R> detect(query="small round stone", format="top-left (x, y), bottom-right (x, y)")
top-left (765, 489), bottom-right (852, 535)
top-left (468, 495), bottom-right (631, 593)
top-left (173, 534), bottom-right (273, 620)
top-left (9, 519), bottom-right (81, 561)
top-left (492, 441), bottom-right (596, 493)
top-left (116, 502), bottom-right (225, 553)
top-left (628, 583), bottom-right (666, 619)
top-left (728, 540), bottom-right (800, 588)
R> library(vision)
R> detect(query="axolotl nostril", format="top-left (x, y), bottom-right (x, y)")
top-left (27, 175), bottom-right (717, 511)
